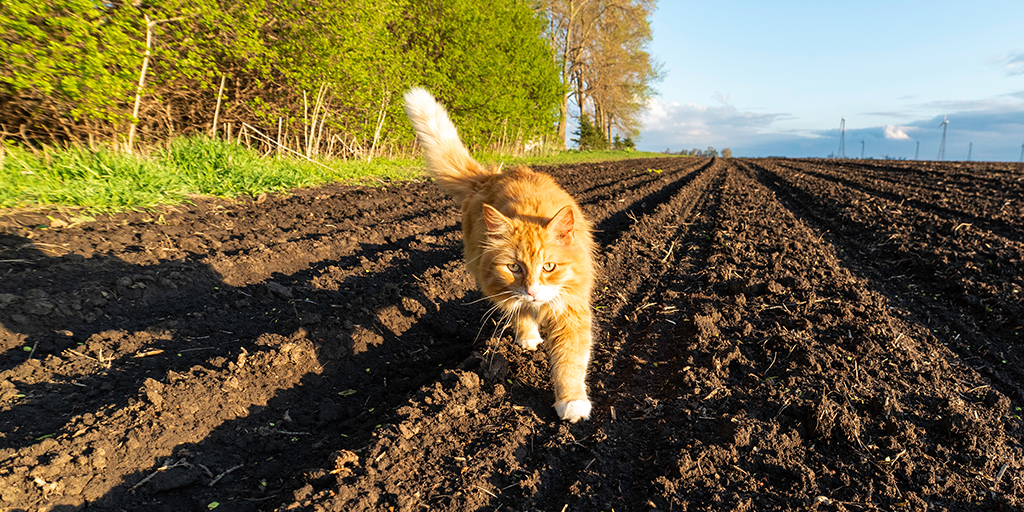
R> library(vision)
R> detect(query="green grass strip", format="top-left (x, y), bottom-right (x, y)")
top-left (0, 137), bottom-right (676, 213)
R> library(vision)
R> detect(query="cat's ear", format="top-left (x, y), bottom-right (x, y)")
top-left (482, 204), bottom-right (512, 236)
top-left (546, 205), bottom-right (575, 243)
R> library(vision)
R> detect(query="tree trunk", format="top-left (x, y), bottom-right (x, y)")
top-left (557, 94), bottom-right (568, 149)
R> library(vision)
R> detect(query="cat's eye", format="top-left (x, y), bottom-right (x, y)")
top-left (542, 262), bottom-right (556, 272)
top-left (507, 263), bottom-right (521, 273)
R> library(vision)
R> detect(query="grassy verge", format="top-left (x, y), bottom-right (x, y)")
top-left (0, 137), bottom-right (675, 213)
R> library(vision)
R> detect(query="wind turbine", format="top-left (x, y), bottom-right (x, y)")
top-left (838, 117), bottom-right (846, 158)
top-left (937, 115), bottom-right (949, 160)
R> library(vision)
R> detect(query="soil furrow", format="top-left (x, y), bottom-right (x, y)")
top-left (495, 160), bottom-right (730, 509)
top-left (586, 159), bottom-right (715, 244)
top-left (775, 159), bottom-right (1024, 240)
top-left (821, 159), bottom-right (1024, 199)
top-left (757, 159), bottom-right (1023, 336)
top-left (750, 159), bottom-right (1023, 417)
top-left (551, 160), bottom-right (729, 506)
top-left (559, 157), bottom-right (706, 208)
top-left (638, 158), bottom-right (1017, 510)
top-left (1, 157), bottom-right (1021, 512)
top-left (829, 162), bottom-right (1020, 208)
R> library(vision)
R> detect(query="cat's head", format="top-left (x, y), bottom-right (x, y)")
top-left (480, 203), bottom-right (587, 309)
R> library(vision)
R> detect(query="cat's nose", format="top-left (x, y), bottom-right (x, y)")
top-left (525, 286), bottom-right (540, 300)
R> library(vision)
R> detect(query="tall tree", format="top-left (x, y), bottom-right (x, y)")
top-left (539, 0), bottom-right (660, 149)
top-left (538, 0), bottom-right (586, 148)
top-left (585, 0), bottom-right (661, 141)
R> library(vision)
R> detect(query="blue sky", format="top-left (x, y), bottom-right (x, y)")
top-left (637, 1), bottom-right (1024, 161)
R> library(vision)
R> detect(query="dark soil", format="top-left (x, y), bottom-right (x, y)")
top-left (1, 157), bottom-right (1022, 511)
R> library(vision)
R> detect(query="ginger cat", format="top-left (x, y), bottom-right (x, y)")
top-left (404, 88), bottom-right (596, 422)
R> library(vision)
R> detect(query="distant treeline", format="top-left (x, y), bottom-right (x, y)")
top-left (664, 147), bottom-right (732, 158)
top-left (0, 0), bottom-right (660, 157)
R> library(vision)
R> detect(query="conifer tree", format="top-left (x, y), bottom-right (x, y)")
top-left (570, 113), bottom-right (608, 150)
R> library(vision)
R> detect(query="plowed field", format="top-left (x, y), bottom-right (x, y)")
top-left (1, 157), bottom-right (1022, 511)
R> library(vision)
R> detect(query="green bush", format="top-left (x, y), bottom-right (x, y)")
top-left (0, 0), bottom-right (562, 153)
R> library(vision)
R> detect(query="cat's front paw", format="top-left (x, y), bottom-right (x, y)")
top-left (554, 399), bottom-right (592, 423)
top-left (517, 337), bottom-right (542, 351)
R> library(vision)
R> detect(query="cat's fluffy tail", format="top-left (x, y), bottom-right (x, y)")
top-left (404, 88), bottom-right (494, 202)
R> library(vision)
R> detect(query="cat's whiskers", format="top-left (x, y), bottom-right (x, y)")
top-left (490, 300), bottom-right (520, 343)
top-left (553, 289), bottom-right (586, 305)
top-left (547, 295), bottom-right (567, 316)
top-left (463, 291), bottom-right (513, 305)
top-left (475, 296), bottom-right (517, 342)
top-left (464, 251), bottom-right (491, 267)
top-left (481, 297), bottom-right (514, 323)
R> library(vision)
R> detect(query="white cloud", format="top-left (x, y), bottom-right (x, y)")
top-left (639, 98), bottom-right (790, 150)
top-left (999, 49), bottom-right (1024, 75)
top-left (639, 93), bottom-right (1024, 160)
top-left (884, 125), bottom-right (911, 139)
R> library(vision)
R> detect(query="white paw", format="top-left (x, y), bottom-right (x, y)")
top-left (517, 337), bottom-right (542, 351)
top-left (554, 399), bottom-right (592, 423)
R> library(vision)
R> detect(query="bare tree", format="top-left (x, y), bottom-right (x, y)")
top-left (539, 0), bottom-right (661, 148)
